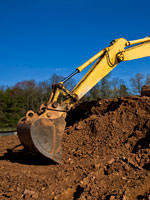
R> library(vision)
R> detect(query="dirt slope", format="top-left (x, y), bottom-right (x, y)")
top-left (0, 96), bottom-right (150, 200)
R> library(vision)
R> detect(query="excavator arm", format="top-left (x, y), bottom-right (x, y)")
top-left (17, 36), bottom-right (150, 163)
top-left (49, 36), bottom-right (150, 105)
top-left (120, 40), bottom-right (150, 61)
top-left (73, 37), bottom-right (150, 99)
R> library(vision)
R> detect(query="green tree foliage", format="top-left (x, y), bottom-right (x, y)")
top-left (86, 84), bottom-right (101, 101)
top-left (0, 87), bottom-right (26, 128)
top-left (118, 84), bottom-right (129, 97)
top-left (111, 78), bottom-right (120, 98)
top-left (0, 74), bottom-right (76, 129)
top-left (86, 75), bottom-right (112, 101)
top-left (145, 73), bottom-right (150, 85)
top-left (82, 74), bottom-right (130, 101)
top-left (111, 78), bottom-right (129, 98)
top-left (100, 76), bottom-right (111, 98)
top-left (1, 72), bottom-right (150, 129)
top-left (130, 73), bottom-right (144, 95)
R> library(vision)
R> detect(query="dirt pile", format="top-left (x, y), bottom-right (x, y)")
top-left (0, 96), bottom-right (150, 200)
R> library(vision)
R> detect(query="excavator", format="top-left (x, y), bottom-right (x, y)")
top-left (17, 36), bottom-right (150, 163)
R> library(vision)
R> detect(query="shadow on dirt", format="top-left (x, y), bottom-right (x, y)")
top-left (66, 100), bottom-right (97, 126)
top-left (0, 147), bottom-right (57, 166)
top-left (142, 163), bottom-right (150, 171)
top-left (132, 131), bottom-right (150, 153)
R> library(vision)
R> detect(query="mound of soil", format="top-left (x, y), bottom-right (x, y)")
top-left (0, 96), bottom-right (150, 200)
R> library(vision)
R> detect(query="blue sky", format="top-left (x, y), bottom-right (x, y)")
top-left (0, 0), bottom-right (150, 86)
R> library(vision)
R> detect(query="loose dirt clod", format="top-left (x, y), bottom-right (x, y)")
top-left (0, 96), bottom-right (150, 200)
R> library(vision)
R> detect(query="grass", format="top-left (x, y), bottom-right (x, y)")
top-left (0, 127), bottom-right (17, 132)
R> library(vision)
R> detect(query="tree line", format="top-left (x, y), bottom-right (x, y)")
top-left (0, 73), bottom-right (149, 129)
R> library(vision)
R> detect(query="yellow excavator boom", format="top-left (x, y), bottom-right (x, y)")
top-left (71, 36), bottom-right (150, 100)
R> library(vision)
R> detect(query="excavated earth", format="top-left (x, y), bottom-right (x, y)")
top-left (0, 96), bottom-right (150, 200)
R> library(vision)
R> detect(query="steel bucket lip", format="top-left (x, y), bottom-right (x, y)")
top-left (30, 117), bottom-right (63, 163)
top-left (17, 107), bottom-right (66, 164)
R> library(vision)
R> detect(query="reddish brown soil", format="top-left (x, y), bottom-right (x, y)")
top-left (0, 96), bottom-right (150, 200)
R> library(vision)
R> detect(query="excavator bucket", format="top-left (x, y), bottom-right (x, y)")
top-left (17, 109), bottom-right (66, 163)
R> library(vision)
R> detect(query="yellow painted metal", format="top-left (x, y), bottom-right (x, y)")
top-left (48, 91), bottom-right (54, 103)
top-left (77, 49), bottom-right (105, 72)
top-left (72, 38), bottom-right (127, 99)
top-left (50, 36), bottom-right (150, 106)
top-left (122, 41), bottom-right (150, 61)
top-left (127, 36), bottom-right (150, 46)
top-left (49, 88), bottom-right (61, 103)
